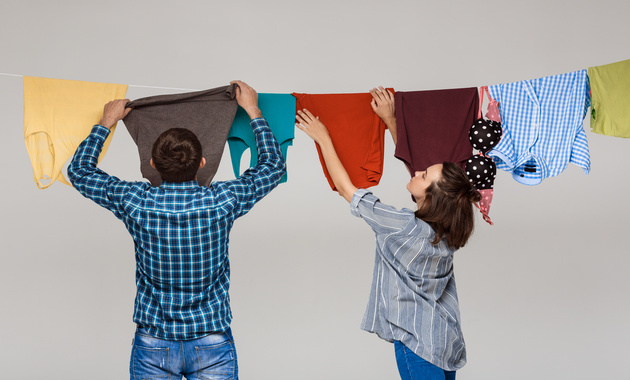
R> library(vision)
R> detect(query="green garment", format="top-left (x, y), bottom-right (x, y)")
top-left (588, 59), bottom-right (630, 138)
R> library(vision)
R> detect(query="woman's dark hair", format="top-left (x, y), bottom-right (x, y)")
top-left (415, 162), bottom-right (482, 249)
top-left (151, 128), bottom-right (202, 182)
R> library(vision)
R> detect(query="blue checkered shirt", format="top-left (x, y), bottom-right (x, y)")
top-left (488, 69), bottom-right (591, 185)
top-left (68, 118), bottom-right (286, 340)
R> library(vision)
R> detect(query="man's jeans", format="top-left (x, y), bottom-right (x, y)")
top-left (130, 327), bottom-right (238, 380)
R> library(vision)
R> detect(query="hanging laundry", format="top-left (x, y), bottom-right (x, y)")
top-left (23, 76), bottom-right (128, 189)
top-left (465, 153), bottom-right (497, 190)
top-left (480, 86), bottom-right (501, 122)
top-left (475, 189), bottom-right (494, 225)
top-left (465, 109), bottom-right (501, 225)
top-left (123, 85), bottom-right (238, 186)
top-left (292, 91), bottom-right (392, 191)
top-left (469, 118), bottom-right (502, 154)
top-left (465, 155), bottom-right (497, 225)
top-left (394, 87), bottom-right (479, 174)
top-left (228, 93), bottom-right (295, 183)
top-left (588, 59), bottom-right (630, 138)
top-left (488, 69), bottom-right (591, 185)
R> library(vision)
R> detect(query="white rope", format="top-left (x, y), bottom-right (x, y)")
top-left (126, 84), bottom-right (200, 91)
top-left (0, 72), bottom-right (200, 92)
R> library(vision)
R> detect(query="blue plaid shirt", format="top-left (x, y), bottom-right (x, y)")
top-left (68, 118), bottom-right (286, 340)
top-left (488, 69), bottom-right (591, 185)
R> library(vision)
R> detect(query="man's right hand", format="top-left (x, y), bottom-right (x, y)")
top-left (99, 99), bottom-right (132, 129)
top-left (231, 80), bottom-right (263, 119)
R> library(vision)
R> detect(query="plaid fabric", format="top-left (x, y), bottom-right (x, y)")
top-left (68, 118), bottom-right (285, 340)
top-left (488, 69), bottom-right (591, 185)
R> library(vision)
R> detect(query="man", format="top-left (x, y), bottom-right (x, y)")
top-left (68, 81), bottom-right (286, 379)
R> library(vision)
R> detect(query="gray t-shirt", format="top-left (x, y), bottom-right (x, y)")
top-left (123, 84), bottom-right (238, 186)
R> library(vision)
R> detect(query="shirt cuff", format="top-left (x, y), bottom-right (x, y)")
top-left (250, 117), bottom-right (267, 127)
top-left (92, 124), bottom-right (111, 140)
top-left (350, 188), bottom-right (372, 217)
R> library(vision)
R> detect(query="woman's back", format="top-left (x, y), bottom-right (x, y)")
top-left (351, 189), bottom-right (466, 371)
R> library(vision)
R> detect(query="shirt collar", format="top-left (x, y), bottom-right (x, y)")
top-left (159, 180), bottom-right (200, 190)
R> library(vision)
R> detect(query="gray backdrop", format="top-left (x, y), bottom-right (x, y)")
top-left (1, 1), bottom-right (629, 379)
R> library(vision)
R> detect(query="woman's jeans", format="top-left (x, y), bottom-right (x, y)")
top-left (394, 341), bottom-right (456, 380)
top-left (130, 327), bottom-right (238, 380)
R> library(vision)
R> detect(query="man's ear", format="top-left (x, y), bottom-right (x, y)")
top-left (199, 158), bottom-right (206, 169)
top-left (150, 158), bottom-right (156, 169)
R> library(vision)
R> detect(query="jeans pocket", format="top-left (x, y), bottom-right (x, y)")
top-left (195, 340), bottom-right (235, 380)
top-left (132, 344), bottom-right (170, 380)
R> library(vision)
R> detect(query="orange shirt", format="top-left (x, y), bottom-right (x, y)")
top-left (293, 91), bottom-right (393, 191)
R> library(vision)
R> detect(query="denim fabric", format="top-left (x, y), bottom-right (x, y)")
top-left (130, 327), bottom-right (238, 380)
top-left (395, 341), bottom-right (456, 380)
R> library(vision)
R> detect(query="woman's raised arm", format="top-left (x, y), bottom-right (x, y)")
top-left (296, 109), bottom-right (358, 203)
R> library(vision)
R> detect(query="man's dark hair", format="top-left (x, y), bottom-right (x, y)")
top-left (151, 128), bottom-right (202, 182)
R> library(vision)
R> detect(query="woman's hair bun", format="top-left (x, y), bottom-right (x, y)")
top-left (467, 185), bottom-right (482, 203)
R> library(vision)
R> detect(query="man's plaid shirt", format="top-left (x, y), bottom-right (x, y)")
top-left (68, 118), bottom-right (286, 340)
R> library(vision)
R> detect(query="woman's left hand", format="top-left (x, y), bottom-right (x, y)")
top-left (296, 109), bottom-right (331, 145)
top-left (370, 86), bottom-right (395, 124)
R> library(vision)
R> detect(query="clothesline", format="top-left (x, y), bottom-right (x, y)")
top-left (0, 72), bottom-right (22, 77)
top-left (0, 72), bottom-right (199, 92)
top-left (13, 59), bottom-right (630, 201)
top-left (127, 84), bottom-right (200, 91)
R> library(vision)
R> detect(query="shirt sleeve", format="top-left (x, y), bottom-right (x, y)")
top-left (67, 125), bottom-right (133, 220)
top-left (350, 189), bottom-right (411, 234)
top-left (222, 117), bottom-right (287, 218)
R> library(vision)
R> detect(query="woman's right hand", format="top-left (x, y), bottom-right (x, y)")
top-left (296, 109), bottom-right (357, 202)
top-left (295, 109), bottom-right (331, 145)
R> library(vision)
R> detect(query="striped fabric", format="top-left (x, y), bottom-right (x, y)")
top-left (68, 118), bottom-right (286, 340)
top-left (487, 69), bottom-right (591, 185)
top-left (350, 189), bottom-right (466, 371)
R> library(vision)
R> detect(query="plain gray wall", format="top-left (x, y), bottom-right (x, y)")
top-left (1, 1), bottom-right (629, 379)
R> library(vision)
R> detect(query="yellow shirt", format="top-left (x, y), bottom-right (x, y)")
top-left (23, 76), bottom-right (128, 188)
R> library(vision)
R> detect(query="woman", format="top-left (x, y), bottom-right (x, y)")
top-left (296, 87), bottom-right (481, 380)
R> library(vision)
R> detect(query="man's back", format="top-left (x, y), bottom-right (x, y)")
top-left (67, 81), bottom-right (283, 379)
top-left (121, 180), bottom-right (246, 340)
top-left (69, 112), bottom-right (285, 341)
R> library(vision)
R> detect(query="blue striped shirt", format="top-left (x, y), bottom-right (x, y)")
top-left (351, 189), bottom-right (466, 371)
top-left (68, 118), bottom-right (286, 340)
top-left (488, 69), bottom-right (591, 185)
